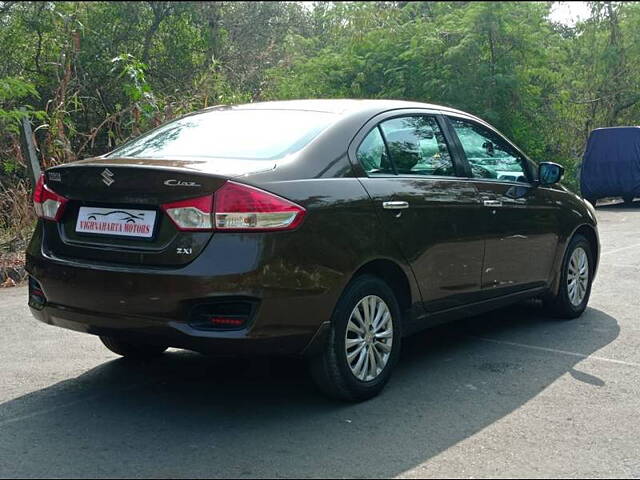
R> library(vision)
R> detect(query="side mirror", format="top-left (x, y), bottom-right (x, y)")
top-left (538, 162), bottom-right (564, 186)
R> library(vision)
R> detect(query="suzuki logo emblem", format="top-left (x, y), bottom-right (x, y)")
top-left (101, 168), bottom-right (114, 186)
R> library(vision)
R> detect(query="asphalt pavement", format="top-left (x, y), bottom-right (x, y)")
top-left (1, 201), bottom-right (639, 478)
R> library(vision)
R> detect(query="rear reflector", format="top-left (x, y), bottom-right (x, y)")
top-left (28, 276), bottom-right (47, 310)
top-left (160, 181), bottom-right (306, 232)
top-left (214, 181), bottom-right (306, 231)
top-left (189, 301), bottom-right (256, 331)
top-left (210, 317), bottom-right (245, 327)
top-left (33, 173), bottom-right (68, 222)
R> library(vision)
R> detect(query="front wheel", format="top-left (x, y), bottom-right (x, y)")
top-left (544, 234), bottom-right (594, 319)
top-left (100, 336), bottom-right (168, 359)
top-left (309, 275), bottom-right (402, 402)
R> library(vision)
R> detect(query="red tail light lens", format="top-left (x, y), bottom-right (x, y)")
top-left (161, 194), bottom-right (214, 231)
top-left (33, 173), bottom-right (68, 222)
top-left (160, 181), bottom-right (306, 232)
top-left (214, 181), bottom-right (306, 231)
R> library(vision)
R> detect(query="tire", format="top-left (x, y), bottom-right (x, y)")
top-left (309, 275), bottom-right (402, 402)
top-left (100, 336), bottom-right (168, 359)
top-left (544, 234), bottom-right (594, 319)
top-left (623, 196), bottom-right (634, 205)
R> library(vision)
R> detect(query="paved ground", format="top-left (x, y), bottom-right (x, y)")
top-left (1, 202), bottom-right (639, 479)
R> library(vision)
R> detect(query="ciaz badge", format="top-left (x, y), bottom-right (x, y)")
top-left (164, 179), bottom-right (201, 187)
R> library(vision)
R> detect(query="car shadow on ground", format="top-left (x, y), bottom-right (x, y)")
top-left (0, 304), bottom-right (619, 478)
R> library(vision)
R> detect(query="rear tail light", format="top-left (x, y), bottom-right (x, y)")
top-left (33, 173), bottom-right (68, 222)
top-left (160, 181), bottom-right (305, 232)
top-left (213, 181), bottom-right (305, 231)
top-left (161, 194), bottom-right (214, 231)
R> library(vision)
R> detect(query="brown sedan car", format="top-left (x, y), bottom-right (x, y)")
top-left (26, 99), bottom-right (599, 401)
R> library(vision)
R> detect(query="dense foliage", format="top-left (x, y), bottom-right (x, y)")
top-left (1, 1), bottom-right (639, 244)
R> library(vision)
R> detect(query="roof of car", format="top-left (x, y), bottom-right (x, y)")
top-left (591, 126), bottom-right (640, 134)
top-left (214, 98), bottom-right (472, 117)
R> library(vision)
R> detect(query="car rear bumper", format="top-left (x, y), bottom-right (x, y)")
top-left (25, 224), bottom-right (340, 356)
top-left (28, 302), bottom-right (327, 356)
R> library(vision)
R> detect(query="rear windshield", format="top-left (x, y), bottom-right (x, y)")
top-left (107, 109), bottom-right (337, 160)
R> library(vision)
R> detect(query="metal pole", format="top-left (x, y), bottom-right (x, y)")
top-left (18, 107), bottom-right (41, 187)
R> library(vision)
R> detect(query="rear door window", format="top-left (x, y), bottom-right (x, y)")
top-left (356, 127), bottom-right (395, 175)
top-left (379, 116), bottom-right (455, 176)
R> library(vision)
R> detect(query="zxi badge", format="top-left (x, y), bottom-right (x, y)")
top-left (101, 168), bottom-right (115, 186)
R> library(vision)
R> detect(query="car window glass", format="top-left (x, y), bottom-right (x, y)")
top-left (449, 118), bottom-right (529, 183)
top-left (108, 110), bottom-right (337, 160)
top-left (356, 127), bottom-right (394, 175)
top-left (379, 116), bottom-right (455, 176)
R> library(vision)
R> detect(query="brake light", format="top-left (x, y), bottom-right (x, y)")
top-left (161, 194), bottom-right (213, 231)
top-left (214, 181), bottom-right (306, 231)
top-left (160, 182), bottom-right (306, 232)
top-left (33, 173), bottom-right (68, 221)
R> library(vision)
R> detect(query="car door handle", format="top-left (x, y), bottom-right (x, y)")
top-left (382, 201), bottom-right (409, 210)
top-left (483, 200), bottom-right (503, 207)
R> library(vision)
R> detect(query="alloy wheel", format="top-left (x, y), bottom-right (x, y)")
top-left (567, 246), bottom-right (589, 306)
top-left (344, 295), bottom-right (393, 382)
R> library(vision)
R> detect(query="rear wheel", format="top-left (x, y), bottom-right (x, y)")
top-left (544, 234), bottom-right (593, 319)
top-left (100, 336), bottom-right (168, 359)
top-left (309, 275), bottom-right (402, 402)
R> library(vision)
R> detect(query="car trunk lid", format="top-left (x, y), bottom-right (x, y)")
top-left (41, 158), bottom-right (266, 267)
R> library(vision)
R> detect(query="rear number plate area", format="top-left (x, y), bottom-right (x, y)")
top-left (75, 207), bottom-right (157, 238)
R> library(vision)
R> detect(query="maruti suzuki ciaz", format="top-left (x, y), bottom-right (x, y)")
top-left (26, 99), bottom-right (599, 401)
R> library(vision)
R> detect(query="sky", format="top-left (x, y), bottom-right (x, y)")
top-left (548, 1), bottom-right (592, 26)
top-left (299, 2), bottom-right (595, 26)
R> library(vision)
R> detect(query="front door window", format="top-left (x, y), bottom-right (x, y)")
top-left (449, 118), bottom-right (529, 183)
